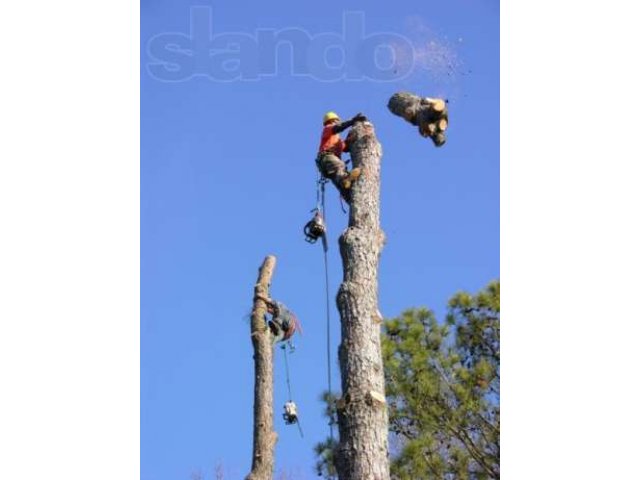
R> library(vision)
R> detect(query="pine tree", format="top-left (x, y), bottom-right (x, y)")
top-left (315, 281), bottom-right (500, 479)
top-left (384, 281), bottom-right (500, 479)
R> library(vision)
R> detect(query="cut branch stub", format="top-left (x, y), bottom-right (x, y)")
top-left (425, 97), bottom-right (446, 113)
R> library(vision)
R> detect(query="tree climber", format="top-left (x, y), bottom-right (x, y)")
top-left (256, 294), bottom-right (301, 344)
top-left (316, 111), bottom-right (367, 202)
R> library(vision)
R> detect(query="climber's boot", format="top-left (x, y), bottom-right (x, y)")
top-left (342, 168), bottom-right (361, 189)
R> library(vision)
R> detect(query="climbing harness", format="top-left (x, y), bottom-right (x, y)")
top-left (314, 152), bottom-right (353, 214)
top-left (281, 343), bottom-right (304, 438)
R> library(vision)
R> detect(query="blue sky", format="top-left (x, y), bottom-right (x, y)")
top-left (141, 0), bottom-right (498, 478)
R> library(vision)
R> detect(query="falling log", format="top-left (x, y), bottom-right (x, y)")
top-left (432, 132), bottom-right (446, 147)
top-left (388, 92), bottom-right (449, 147)
top-left (419, 122), bottom-right (437, 138)
top-left (388, 91), bottom-right (423, 123)
top-left (388, 92), bottom-right (447, 125)
top-left (425, 97), bottom-right (446, 113)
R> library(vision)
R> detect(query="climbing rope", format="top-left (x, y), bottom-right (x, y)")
top-left (282, 343), bottom-right (294, 401)
top-left (318, 178), bottom-right (335, 442)
top-left (316, 172), bottom-right (325, 208)
top-left (303, 173), bottom-right (335, 442)
top-left (323, 247), bottom-right (334, 441)
top-left (281, 344), bottom-right (304, 438)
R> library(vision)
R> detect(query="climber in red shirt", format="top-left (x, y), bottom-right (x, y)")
top-left (316, 111), bottom-right (367, 202)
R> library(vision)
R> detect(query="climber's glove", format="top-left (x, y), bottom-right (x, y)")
top-left (352, 113), bottom-right (368, 123)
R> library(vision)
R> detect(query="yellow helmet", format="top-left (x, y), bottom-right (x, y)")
top-left (323, 111), bottom-right (340, 124)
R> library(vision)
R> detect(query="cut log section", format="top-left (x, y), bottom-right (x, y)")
top-left (432, 132), bottom-right (446, 147)
top-left (419, 122), bottom-right (437, 138)
top-left (425, 97), bottom-right (446, 113)
top-left (388, 91), bottom-right (449, 148)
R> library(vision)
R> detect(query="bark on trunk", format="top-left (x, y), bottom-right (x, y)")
top-left (246, 256), bottom-right (277, 480)
top-left (388, 91), bottom-right (449, 147)
top-left (335, 121), bottom-right (390, 480)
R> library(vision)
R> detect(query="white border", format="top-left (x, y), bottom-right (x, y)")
top-left (502, 0), bottom-right (640, 477)
top-left (0, 1), bottom-right (139, 479)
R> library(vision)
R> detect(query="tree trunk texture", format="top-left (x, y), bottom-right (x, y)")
top-left (246, 256), bottom-right (277, 480)
top-left (335, 121), bottom-right (390, 480)
top-left (388, 91), bottom-right (448, 147)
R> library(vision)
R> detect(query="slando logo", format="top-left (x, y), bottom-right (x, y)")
top-left (146, 8), bottom-right (417, 83)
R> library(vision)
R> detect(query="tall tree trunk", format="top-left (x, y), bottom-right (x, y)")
top-left (246, 256), bottom-right (277, 480)
top-left (335, 122), bottom-right (390, 480)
